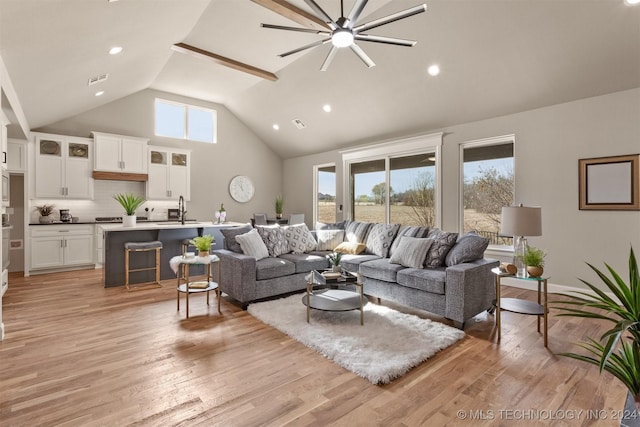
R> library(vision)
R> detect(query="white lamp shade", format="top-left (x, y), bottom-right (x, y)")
top-left (500, 206), bottom-right (542, 236)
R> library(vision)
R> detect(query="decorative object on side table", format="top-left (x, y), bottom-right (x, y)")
top-left (113, 193), bottom-right (145, 227)
top-left (189, 234), bottom-right (215, 257)
top-left (215, 203), bottom-right (226, 224)
top-left (275, 195), bottom-right (284, 219)
top-left (521, 245), bottom-right (546, 277)
top-left (327, 251), bottom-right (342, 273)
top-left (500, 204), bottom-right (542, 277)
top-left (554, 247), bottom-right (640, 415)
top-left (35, 204), bottom-right (55, 224)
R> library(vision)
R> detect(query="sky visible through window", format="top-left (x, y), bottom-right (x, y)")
top-left (155, 99), bottom-right (215, 143)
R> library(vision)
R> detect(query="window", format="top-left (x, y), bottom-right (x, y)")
top-left (154, 99), bottom-right (217, 143)
top-left (351, 159), bottom-right (385, 223)
top-left (390, 153), bottom-right (436, 227)
top-left (460, 135), bottom-right (514, 246)
top-left (315, 164), bottom-right (337, 224)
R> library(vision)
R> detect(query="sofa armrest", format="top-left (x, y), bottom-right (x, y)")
top-left (213, 249), bottom-right (257, 306)
top-left (444, 258), bottom-right (499, 323)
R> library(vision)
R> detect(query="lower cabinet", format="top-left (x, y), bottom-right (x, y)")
top-left (30, 225), bottom-right (94, 270)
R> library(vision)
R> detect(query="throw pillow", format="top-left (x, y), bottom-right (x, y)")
top-left (334, 241), bottom-right (366, 255)
top-left (315, 229), bottom-right (345, 251)
top-left (365, 223), bottom-right (401, 258)
top-left (255, 225), bottom-right (289, 257)
top-left (344, 220), bottom-right (373, 244)
top-left (220, 224), bottom-right (253, 253)
top-left (315, 221), bottom-right (347, 230)
top-left (235, 229), bottom-right (269, 260)
top-left (283, 223), bottom-right (317, 254)
top-left (389, 237), bottom-right (434, 268)
top-left (388, 225), bottom-right (430, 257)
top-left (445, 232), bottom-right (489, 266)
top-left (424, 230), bottom-right (459, 268)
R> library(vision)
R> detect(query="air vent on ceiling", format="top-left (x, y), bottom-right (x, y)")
top-left (292, 119), bottom-right (306, 130)
top-left (88, 73), bottom-right (109, 86)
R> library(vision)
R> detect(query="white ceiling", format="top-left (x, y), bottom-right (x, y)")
top-left (1, 0), bottom-right (639, 158)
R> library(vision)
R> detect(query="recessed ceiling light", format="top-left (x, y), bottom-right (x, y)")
top-left (624, 0), bottom-right (640, 5)
top-left (272, 124), bottom-right (280, 130)
top-left (109, 46), bottom-right (123, 55)
top-left (323, 104), bottom-right (331, 113)
top-left (95, 91), bottom-right (104, 97)
top-left (427, 64), bottom-right (440, 76)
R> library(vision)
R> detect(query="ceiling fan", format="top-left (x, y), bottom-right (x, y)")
top-left (260, 0), bottom-right (427, 71)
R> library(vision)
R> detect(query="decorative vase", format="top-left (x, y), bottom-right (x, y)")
top-left (276, 213), bottom-right (283, 219)
top-left (198, 250), bottom-right (210, 258)
top-left (332, 265), bottom-right (341, 273)
top-left (39, 215), bottom-right (54, 224)
top-left (122, 215), bottom-right (136, 227)
top-left (527, 265), bottom-right (543, 278)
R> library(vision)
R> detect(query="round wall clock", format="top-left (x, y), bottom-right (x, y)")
top-left (229, 175), bottom-right (255, 203)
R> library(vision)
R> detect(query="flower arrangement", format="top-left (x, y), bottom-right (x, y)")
top-left (215, 203), bottom-right (226, 224)
top-left (35, 204), bottom-right (55, 217)
top-left (189, 235), bottom-right (215, 256)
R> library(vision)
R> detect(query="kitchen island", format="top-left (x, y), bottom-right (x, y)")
top-left (103, 221), bottom-right (245, 288)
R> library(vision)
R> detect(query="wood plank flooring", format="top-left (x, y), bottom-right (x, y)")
top-left (0, 269), bottom-right (628, 426)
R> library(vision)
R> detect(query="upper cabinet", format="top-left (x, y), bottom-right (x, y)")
top-left (34, 133), bottom-right (94, 199)
top-left (0, 111), bottom-right (9, 171)
top-left (92, 132), bottom-right (148, 176)
top-left (146, 146), bottom-right (191, 201)
top-left (7, 139), bottom-right (27, 172)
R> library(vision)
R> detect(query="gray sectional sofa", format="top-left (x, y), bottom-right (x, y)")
top-left (214, 221), bottom-right (499, 329)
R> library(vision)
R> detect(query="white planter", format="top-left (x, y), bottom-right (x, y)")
top-left (122, 215), bottom-right (136, 227)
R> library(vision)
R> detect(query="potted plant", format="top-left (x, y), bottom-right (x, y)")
top-left (113, 193), bottom-right (145, 227)
top-left (275, 196), bottom-right (284, 219)
top-left (35, 204), bottom-right (55, 224)
top-left (522, 245), bottom-right (546, 277)
top-left (554, 247), bottom-right (640, 414)
top-left (327, 251), bottom-right (342, 273)
top-left (189, 235), bottom-right (214, 257)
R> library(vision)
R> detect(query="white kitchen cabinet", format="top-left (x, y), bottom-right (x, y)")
top-left (146, 146), bottom-right (190, 200)
top-left (7, 139), bottom-right (27, 172)
top-left (0, 111), bottom-right (9, 170)
top-left (92, 131), bottom-right (148, 174)
top-left (30, 225), bottom-right (94, 270)
top-left (34, 133), bottom-right (94, 199)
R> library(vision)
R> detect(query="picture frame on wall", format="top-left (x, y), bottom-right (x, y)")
top-left (579, 154), bottom-right (640, 210)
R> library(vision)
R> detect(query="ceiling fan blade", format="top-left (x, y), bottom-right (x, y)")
top-left (304, 0), bottom-right (338, 30)
top-left (251, 0), bottom-right (330, 31)
top-left (320, 46), bottom-right (338, 71)
top-left (279, 38), bottom-right (331, 57)
top-left (350, 43), bottom-right (375, 68)
top-left (355, 34), bottom-right (416, 47)
top-left (261, 23), bottom-right (330, 35)
top-left (354, 4), bottom-right (427, 33)
top-left (347, 0), bottom-right (369, 27)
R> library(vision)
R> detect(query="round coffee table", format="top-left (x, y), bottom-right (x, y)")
top-left (302, 271), bottom-right (367, 325)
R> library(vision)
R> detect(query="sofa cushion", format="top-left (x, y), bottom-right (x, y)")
top-left (359, 258), bottom-right (407, 283)
top-left (316, 229), bottom-right (345, 251)
top-left (389, 225), bottom-right (430, 257)
top-left (389, 237), bottom-right (434, 268)
top-left (344, 221), bottom-right (373, 244)
top-left (445, 232), bottom-right (489, 266)
top-left (340, 253), bottom-right (381, 273)
top-left (235, 229), bottom-right (269, 260)
top-left (255, 257), bottom-right (296, 280)
top-left (425, 229), bottom-right (459, 268)
top-left (397, 267), bottom-right (446, 295)
top-left (256, 225), bottom-right (290, 257)
top-left (221, 224), bottom-right (253, 253)
top-left (334, 241), bottom-right (366, 255)
top-left (365, 223), bottom-right (400, 257)
top-left (283, 223), bottom-right (317, 254)
top-left (279, 253), bottom-right (329, 273)
top-left (316, 221), bottom-right (347, 230)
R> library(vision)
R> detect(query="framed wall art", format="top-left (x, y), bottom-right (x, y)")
top-left (579, 154), bottom-right (639, 210)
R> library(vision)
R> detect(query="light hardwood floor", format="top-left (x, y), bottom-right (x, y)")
top-left (0, 269), bottom-right (628, 426)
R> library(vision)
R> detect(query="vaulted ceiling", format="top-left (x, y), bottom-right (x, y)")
top-left (1, 0), bottom-right (639, 159)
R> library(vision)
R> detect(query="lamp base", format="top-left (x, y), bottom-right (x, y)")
top-left (514, 236), bottom-right (528, 278)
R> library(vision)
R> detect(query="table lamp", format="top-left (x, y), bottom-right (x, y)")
top-left (500, 204), bottom-right (542, 277)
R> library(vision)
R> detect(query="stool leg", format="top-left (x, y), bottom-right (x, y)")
top-left (125, 249), bottom-right (130, 291)
top-left (155, 247), bottom-right (161, 286)
top-left (185, 265), bottom-right (190, 318)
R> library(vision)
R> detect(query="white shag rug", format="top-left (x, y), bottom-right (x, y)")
top-left (247, 293), bottom-right (465, 384)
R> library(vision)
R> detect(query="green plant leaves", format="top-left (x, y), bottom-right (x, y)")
top-left (113, 193), bottom-right (145, 216)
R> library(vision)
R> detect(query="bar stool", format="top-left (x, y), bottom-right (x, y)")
top-left (124, 241), bottom-right (163, 291)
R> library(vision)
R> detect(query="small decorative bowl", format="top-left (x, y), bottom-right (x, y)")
top-left (185, 252), bottom-right (195, 258)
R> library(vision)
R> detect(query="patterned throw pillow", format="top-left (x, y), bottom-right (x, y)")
top-left (283, 223), bottom-right (317, 254)
top-left (235, 229), bottom-right (269, 260)
top-left (255, 225), bottom-right (289, 257)
top-left (388, 225), bottom-right (430, 257)
top-left (424, 229), bottom-right (459, 268)
top-left (344, 221), bottom-right (373, 244)
top-left (334, 241), bottom-right (366, 255)
top-left (220, 224), bottom-right (253, 253)
top-left (315, 229), bottom-right (345, 251)
top-left (445, 232), bottom-right (489, 266)
top-left (389, 237), bottom-right (434, 268)
top-left (365, 223), bottom-right (401, 258)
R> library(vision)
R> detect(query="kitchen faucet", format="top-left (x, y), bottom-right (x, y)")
top-left (178, 195), bottom-right (186, 225)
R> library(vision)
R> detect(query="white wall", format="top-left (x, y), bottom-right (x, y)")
top-left (283, 88), bottom-right (640, 291)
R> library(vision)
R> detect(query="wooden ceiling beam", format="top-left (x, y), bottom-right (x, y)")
top-left (171, 43), bottom-right (278, 82)
top-left (251, 0), bottom-right (330, 31)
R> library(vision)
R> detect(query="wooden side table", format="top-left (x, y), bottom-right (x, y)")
top-left (170, 254), bottom-right (221, 318)
top-left (492, 267), bottom-right (549, 347)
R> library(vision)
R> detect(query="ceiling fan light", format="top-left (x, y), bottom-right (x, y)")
top-left (332, 30), bottom-right (354, 48)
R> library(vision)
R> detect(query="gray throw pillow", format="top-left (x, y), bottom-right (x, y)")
top-left (425, 230), bottom-right (459, 268)
top-left (388, 225), bottom-right (430, 257)
top-left (389, 237), bottom-right (434, 268)
top-left (316, 229), bottom-right (345, 251)
top-left (235, 229), bottom-right (269, 260)
top-left (283, 223), bottom-right (317, 254)
top-left (365, 223), bottom-right (401, 258)
top-left (255, 225), bottom-right (289, 257)
top-left (445, 232), bottom-right (489, 266)
top-left (316, 221), bottom-right (346, 230)
top-left (344, 220), bottom-right (373, 244)
top-left (220, 224), bottom-right (253, 253)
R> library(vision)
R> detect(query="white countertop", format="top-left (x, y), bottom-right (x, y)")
top-left (99, 221), bottom-right (248, 232)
